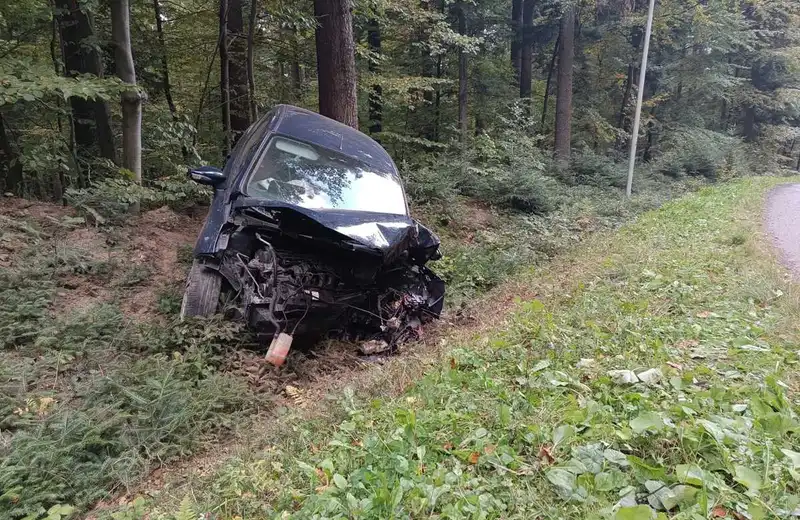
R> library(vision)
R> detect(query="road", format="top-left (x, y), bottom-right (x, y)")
top-left (765, 183), bottom-right (800, 279)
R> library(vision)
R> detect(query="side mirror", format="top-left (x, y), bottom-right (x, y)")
top-left (188, 166), bottom-right (226, 187)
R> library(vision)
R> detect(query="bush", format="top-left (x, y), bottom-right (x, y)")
top-left (570, 149), bottom-right (627, 188)
top-left (652, 127), bottom-right (741, 180)
top-left (65, 177), bottom-right (210, 224)
top-left (0, 348), bottom-right (254, 519)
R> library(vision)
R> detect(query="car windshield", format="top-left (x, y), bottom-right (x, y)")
top-left (245, 136), bottom-right (407, 215)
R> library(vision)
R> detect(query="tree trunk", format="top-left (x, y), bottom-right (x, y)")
top-left (50, 10), bottom-right (66, 200)
top-left (227, 0), bottom-right (250, 144)
top-left (246, 0), bottom-right (258, 122)
top-left (519, 0), bottom-right (534, 99)
top-left (457, 5), bottom-right (468, 140)
top-left (219, 0), bottom-right (231, 154)
top-left (314, 0), bottom-right (358, 129)
top-left (743, 105), bottom-right (757, 143)
top-left (111, 0), bottom-right (142, 182)
top-left (617, 63), bottom-right (633, 128)
top-left (290, 25), bottom-right (304, 102)
top-left (153, 0), bottom-right (177, 119)
top-left (55, 0), bottom-right (117, 173)
top-left (0, 113), bottom-right (23, 195)
top-left (554, 5), bottom-right (574, 170)
top-left (367, 19), bottom-right (382, 136)
top-left (540, 35), bottom-right (559, 136)
top-left (511, 0), bottom-right (523, 77)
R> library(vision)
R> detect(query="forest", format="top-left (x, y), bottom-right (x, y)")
top-left (1, 0), bottom-right (800, 519)
top-left (0, 0), bottom-right (798, 209)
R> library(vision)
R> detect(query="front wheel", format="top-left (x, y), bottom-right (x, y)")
top-left (180, 260), bottom-right (222, 319)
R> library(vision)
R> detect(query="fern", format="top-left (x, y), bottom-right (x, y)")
top-left (174, 496), bottom-right (197, 520)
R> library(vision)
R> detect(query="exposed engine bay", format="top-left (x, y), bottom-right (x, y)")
top-left (204, 204), bottom-right (445, 359)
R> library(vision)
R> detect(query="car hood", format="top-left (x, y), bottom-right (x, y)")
top-left (231, 198), bottom-right (441, 264)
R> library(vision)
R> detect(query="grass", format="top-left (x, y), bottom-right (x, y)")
top-left (129, 177), bottom-right (800, 519)
top-left (0, 216), bottom-right (262, 520)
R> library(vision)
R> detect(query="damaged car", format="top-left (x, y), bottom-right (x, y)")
top-left (181, 105), bottom-right (445, 364)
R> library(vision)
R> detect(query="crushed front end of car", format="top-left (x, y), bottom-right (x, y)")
top-left (207, 201), bottom-right (444, 362)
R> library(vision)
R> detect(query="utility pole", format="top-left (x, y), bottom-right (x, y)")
top-left (625, 0), bottom-right (656, 198)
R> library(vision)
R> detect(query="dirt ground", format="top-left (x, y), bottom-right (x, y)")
top-left (1, 197), bottom-right (203, 319)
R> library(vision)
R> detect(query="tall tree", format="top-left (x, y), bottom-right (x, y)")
top-left (511, 0), bottom-right (523, 76)
top-left (219, 0), bottom-right (231, 154)
top-left (55, 0), bottom-right (116, 174)
top-left (110, 0), bottom-right (142, 182)
top-left (152, 0), bottom-right (177, 120)
top-left (246, 0), bottom-right (258, 121)
top-left (457, 4), bottom-right (468, 140)
top-left (540, 35), bottom-right (559, 134)
top-left (314, 0), bottom-right (358, 128)
top-left (554, 5), bottom-right (574, 169)
top-left (227, 0), bottom-right (250, 143)
top-left (519, 0), bottom-right (534, 99)
top-left (367, 19), bottom-right (382, 136)
top-left (0, 114), bottom-right (23, 195)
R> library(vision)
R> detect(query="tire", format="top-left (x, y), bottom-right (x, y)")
top-left (180, 260), bottom-right (222, 319)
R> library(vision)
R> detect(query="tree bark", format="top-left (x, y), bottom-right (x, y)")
top-left (0, 113), bottom-right (23, 195)
top-left (519, 0), bottom-right (534, 99)
top-left (743, 104), bottom-right (757, 143)
top-left (367, 19), bottom-right (382, 137)
top-left (50, 9), bottom-right (66, 200)
top-left (511, 0), bottom-right (523, 77)
top-left (290, 25), bottom-right (304, 102)
top-left (457, 4), bottom-right (468, 141)
top-left (55, 0), bottom-right (116, 173)
top-left (617, 63), bottom-right (633, 128)
top-left (111, 0), bottom-right (142, 182)
top-left (153, 0), bottom-right (178, 119)
top-left (219, 0), bottom-right (231, 154)
top-left (540, 35), bottom-right (559, 136)
top-left (554, 5), bottom-right (574, 170)
top-left (314, 0), bottom-right (358, 129)
top-left (246, 0), bottom-right (258, 122)
top-left (227, 0), bottom-right (250, 145)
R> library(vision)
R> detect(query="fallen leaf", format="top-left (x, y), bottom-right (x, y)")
top-left (636, 368), bottom-right (663, 385)
top-left (538, 444), bottom-right (556, 465)
top-left (484, 444), bottom-right (496, 455)
top-left (467, 451), bottom-right (480, 464)
top-left (608, 369), bottom-right (639, 384)
top-left (450, 357), bottom-right (457, 369)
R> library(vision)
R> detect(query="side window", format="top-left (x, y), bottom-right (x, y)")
top-left (226, 110), bottom-right (277, 175)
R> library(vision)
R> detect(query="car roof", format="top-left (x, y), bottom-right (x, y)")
top-left (272, 105), bottom-right (398, 175)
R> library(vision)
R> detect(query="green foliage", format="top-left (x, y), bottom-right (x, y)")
top-left (160, 177), bottom-right (800, 519)
top-left (0, 346), bottom-right (253, 519)
top-left (570, 149), bottom-right (626, 188)
top-left (65, 177), bottom-right (210, 222)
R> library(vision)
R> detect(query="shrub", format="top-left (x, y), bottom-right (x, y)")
top-left (570, 149), bottom-right (627, 188)
top-left (65, 177), bottom-right (210, 224)
top-left (652, 127), bottom-right (741, 180)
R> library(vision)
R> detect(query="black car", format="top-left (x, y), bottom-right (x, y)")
top-left (182, 105), bottom-right (444, 362)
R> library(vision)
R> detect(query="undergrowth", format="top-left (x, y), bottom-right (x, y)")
top-left (0, 219), bottom-right (260, 519)
top-left (130, 177), bottom-right (800, 519)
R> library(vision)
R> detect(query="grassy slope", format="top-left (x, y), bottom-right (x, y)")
top-left (143, 177), bottom-right (800, 519)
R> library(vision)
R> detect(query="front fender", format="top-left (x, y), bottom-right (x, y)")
top-left (194, 190), bottom-right (231, 256)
